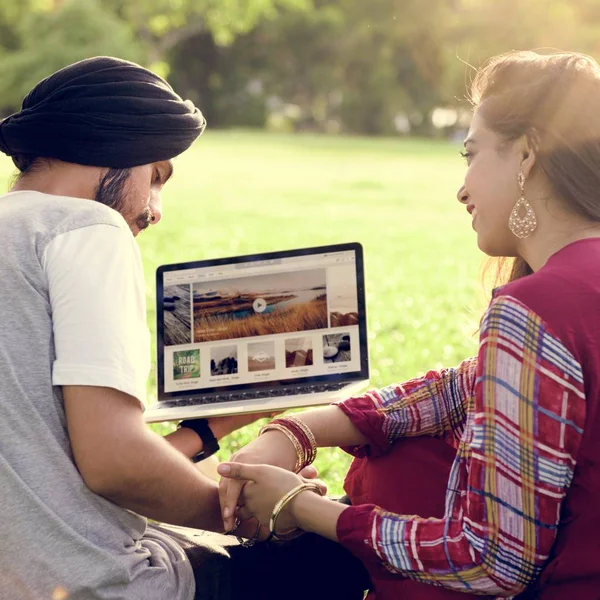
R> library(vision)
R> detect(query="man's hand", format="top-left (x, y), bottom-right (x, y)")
top-left (232, 516), bottom-right (271, 543)
top-left (219, 463), bottom-right (310, 533)
top-left (219, 462), bottom-right (342, 543)
top-left (218, 430), bottom-right (299, 531)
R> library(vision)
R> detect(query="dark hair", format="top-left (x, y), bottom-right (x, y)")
top-left (94, 167), bottom-right (132, 212)
top-left (10, 157), bottom-right (132, 213)
top-left (471, 51), bottom-right (600, 284)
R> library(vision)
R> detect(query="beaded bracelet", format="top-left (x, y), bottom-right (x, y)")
top-left (269, 482), bottom-right (324, 541)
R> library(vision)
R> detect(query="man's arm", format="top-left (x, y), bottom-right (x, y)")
top-left (165, 412), bottom-right (274, 459)
top-left (64, 385), bottom-right (223, 531)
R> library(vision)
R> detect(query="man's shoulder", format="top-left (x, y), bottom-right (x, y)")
top-left (0, 190), bottom-right (128, 235)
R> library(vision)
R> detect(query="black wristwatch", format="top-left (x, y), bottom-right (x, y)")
top-left (178, 419), bottom-right (220, 463)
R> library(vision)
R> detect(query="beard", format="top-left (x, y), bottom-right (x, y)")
top-left (94, 167), bottom-right (153, 233)
top-left (133, 207), bottom-right (154, 232)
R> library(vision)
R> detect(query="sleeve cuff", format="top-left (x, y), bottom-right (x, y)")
top-left (335, 396), bottom-right (391, 457)
top-left (337, 504), bottom-right (388, 577)
top-left (53, 362), bottom-right (146, 408)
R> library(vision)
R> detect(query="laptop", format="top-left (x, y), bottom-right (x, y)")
top-left (144, 242), bottom-right (369, 423)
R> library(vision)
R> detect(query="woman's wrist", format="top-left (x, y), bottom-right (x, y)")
top-left (259, 416), bottom-right (317, 473)
top-left (289, 491), bottom-right (348, 541)
top-left (259, 428), bottom-right (299, 470)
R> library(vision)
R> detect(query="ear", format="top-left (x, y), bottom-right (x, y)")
top-left (518, 132), bottom-right (537, 179)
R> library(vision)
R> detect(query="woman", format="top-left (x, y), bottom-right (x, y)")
top-left (217, 50), bottom-right (600, 599)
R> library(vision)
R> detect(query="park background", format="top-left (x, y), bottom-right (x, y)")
top-left (2, 0), bottom-right (599, 493)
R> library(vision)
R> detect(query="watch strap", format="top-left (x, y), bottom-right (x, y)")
top-left (179, 419), bottom-right (220, 462)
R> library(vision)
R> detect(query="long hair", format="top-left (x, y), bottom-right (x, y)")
top-left (471, 51), bottom-right (600, 286)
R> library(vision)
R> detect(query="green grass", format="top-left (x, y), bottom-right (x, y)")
top-left (0, 130), bottom-right (488, 495)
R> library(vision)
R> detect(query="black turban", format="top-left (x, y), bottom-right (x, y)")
top-left (0, 56), bottom-right (206, 170)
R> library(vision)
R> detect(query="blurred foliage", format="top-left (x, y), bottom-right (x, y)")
top-left (102, 0), bottom-right (312, 63)
top-left (0, 0), bottom-right (142, 111)
top-left (2, 0), bottom-right (600, 131)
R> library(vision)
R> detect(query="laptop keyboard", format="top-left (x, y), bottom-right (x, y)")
top-left (158, 382), bottom-right (348, 409)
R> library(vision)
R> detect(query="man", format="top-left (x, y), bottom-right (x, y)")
top-left (0, 56), bottom-right (371, 600)
top-left (0, 56), bottom-right (263, 600)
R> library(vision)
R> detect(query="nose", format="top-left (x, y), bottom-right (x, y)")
top-left (457, 185), bottom-right (468, 204)
top-left (149, 194), bottom-right (163, 225)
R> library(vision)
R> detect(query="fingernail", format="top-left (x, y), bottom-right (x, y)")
top-left (217, 464), bottom-right (230, 474)
top-left (223, 506), bottom-right (231, 518)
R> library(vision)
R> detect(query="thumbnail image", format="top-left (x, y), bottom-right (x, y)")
top-left (248, 341), bottom-right (276, 372)
top-left (211, 345), bottom-right (239, 376)
top-left (327, 265), bottom-right (359, 328)
top-left (163, 284), bottom-right (192, 346)
top-left (193, 269), bottom-right (328, 343)
top-left (323, 333), bottom-right (352, 363)
top-left (173, 349), bottom-right (200, 380)
top-left (285, 337), bottom-right (313, 368)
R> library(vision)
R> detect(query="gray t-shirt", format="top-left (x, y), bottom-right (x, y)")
top-left (0, 192), bottom-right (194, 600)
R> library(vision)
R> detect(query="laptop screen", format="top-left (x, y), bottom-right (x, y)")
top-left (156, 243), bottom-right (368, 399)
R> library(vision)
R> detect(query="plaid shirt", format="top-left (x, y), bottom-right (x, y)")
top-left (336, 295), bottom-right (586, 597)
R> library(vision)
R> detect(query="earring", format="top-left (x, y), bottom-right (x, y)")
top-left (508, 172), bottom-right (537, 239)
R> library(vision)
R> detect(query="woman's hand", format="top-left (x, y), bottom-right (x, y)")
top-left (218, 429), bottom-right (299, 530)
top-left (218, 462), bottom-right (311, 533)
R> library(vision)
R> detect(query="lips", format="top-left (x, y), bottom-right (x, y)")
top-left (467, 205), bottom-right (477, 229)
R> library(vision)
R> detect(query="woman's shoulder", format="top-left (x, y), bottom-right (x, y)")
top-left (491, 256), bottom-right (600, 358)
top-left (496, 241), bottom-right (600, 312)
top-left (494, 268), bottom-right (562, 306)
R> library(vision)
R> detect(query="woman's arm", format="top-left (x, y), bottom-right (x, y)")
top-left (220, 349), bottom-right (477, 529)
top-left (258, 356), bottom-right (477, 457)
top-left (327, 296), bottom-right (586, 596)
top-left (221, 296), bottom-right (586, 596)
top-left (330, 356), bottom-right (476, 455)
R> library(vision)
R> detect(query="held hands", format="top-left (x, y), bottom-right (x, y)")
top-left (217, 462), bottom-right (325, 535)
top-left (217, 415), bottom-right (320, 538)
top-left (217, 429), bottom-right (299, 531)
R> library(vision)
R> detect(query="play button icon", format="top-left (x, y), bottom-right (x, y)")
top-left (253, 298), bottom-right (267, 313)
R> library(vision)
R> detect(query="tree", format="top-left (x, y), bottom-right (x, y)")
top-left (0, 0), bottom-right (313, 114)
top-left (0, 0), bottom-right (141, 113)
top-left (182, 0), bottom-right (454, 134)
top-left (441, 0), bottom-right (600, 108)
top-left (104, 0), bottom-right (312, 70)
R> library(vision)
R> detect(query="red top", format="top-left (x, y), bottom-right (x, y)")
top-left (335, 239), bottom-right (600, 598)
